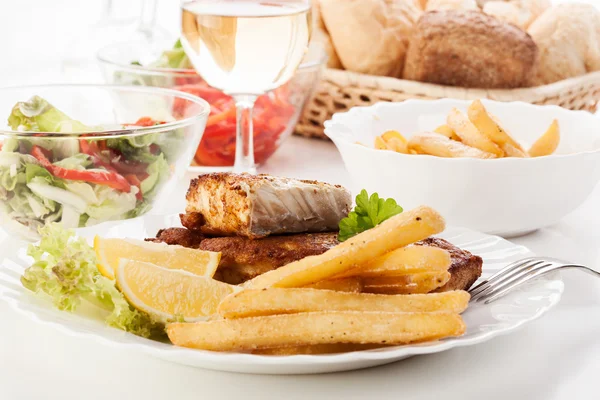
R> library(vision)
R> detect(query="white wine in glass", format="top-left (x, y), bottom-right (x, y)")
top-left (181, 0), bottom-right (312, 173)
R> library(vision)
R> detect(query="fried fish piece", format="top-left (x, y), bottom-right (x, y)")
top-left (182, 173), bottom-right (352, 238)
top-left (145, 227), bottom-right (205, 248)
top-left (148, 228), bottom-right (483, 290)
top-left (200, 233), bottom-right (340, 285)
top-left (416, 237), bottom-right (483, 292)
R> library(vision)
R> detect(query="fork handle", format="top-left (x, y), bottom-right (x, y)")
top-left (558, 265), bottom-right (600, 278)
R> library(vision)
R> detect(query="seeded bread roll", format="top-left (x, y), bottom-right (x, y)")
top-left (403, 10), bottom-right (538, 88)
top-left (527, 4), bottom-right (600, 86)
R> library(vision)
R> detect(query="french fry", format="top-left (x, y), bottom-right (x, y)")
top-left (374, 136), bottom-right (388, 150)
top-left (253, 343), bottom-right (385, 355)
top-left (166, 311), bottom-right (466, 352)
top-left (218, 289), bottom-right (470, 318)
top-left (408, 132), bottom-right (496, 159)
top-left (374, 131), bottom-right (409, 153)
top-left (501, 142), bottom-right (528, 158)
top-left (434, 125), bottom-right (461, 142)
top-left (528, 119), bottom-right (560, 157)
top-left (304, 277), bottom-right (362, 293)
top-left (434, 124), bottom-right (455, 138)
top-left (381, 130), bottom-right (409, 153)
top-left (467, 100), bottom-right (527, 154)
top-left (363, 271), bottom-right (451, 294)
top-left (244, 206), bottom-right (445, 289)
top-left (447, 108), bottom-right (504, 157)
top-left (363, 270), bottom-right (450, 287)
top-left (337, 245), bottom-right (451, 278)
top-left (492, 117), bottom-right (526, 150)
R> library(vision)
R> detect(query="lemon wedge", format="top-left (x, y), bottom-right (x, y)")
top-left (116, 259), bottom-right (239, 323)
top-left (94, 237), bottom-right (220, 280)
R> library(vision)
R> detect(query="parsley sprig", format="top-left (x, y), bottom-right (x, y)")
top-left (338, 190), bottom-right (403, 242)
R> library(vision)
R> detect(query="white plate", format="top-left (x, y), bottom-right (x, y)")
top-left (0, 215), bottom-right (564, 374)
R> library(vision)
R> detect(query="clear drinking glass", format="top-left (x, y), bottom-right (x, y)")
top-left (180, 0), bottom-right (313, 173)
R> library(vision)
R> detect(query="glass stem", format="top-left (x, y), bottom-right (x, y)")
top-left (233, 95), bottom-right (258, 174)
top-left (137, 0), bottom-right (158, 39)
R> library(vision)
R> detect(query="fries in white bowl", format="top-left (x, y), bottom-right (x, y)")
top-left (324, 99), bottom-right (600, 236)
top-left (374, 100), bottom-right (560, 159)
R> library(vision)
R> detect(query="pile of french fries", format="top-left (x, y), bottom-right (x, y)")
top-left (166, 206), bottom-right (471, 355)
top-left (374, 100), bottom-right (560, 159)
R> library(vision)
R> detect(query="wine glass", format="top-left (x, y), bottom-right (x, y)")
top-left (180, 0), bottom-right (313, 173)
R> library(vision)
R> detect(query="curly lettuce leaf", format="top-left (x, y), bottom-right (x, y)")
top-left (338, 190), bottom-right (403, 242)
top-left (21, 224), bottom-right (163, 338)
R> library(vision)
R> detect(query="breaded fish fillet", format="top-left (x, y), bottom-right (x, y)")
top-left (147, 227), bottom-right (205, 248)
top-left (200, 233), bottom-right (340, 284)
top-left (416, 237), bottom-right (483, 293)
top-left (148, 228), bottom-right (482, 290)
top-left (182, 173), bottom-right (352, 238)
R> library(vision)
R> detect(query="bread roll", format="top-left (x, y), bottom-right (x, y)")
top-left (528, 4), bottom-right (600, 85)
top-left (312, 0), bottom-right (343, 69)
top-left (320, 0), bottom-right (422, 77)
top-left (482, 2), bottom-right (529, 29)
top-left (425, 0), bottom-right (478, 12)
top-left (403, 10), bottom-right (538, 88)
top-left (483, 0), bottom-right (550, 30)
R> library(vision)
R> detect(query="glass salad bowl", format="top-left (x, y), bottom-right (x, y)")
top-left (0, 84), bottom-right (209, 240)
top-left (97, 39), bottom-right (326, 168)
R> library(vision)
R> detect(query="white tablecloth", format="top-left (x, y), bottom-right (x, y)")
top-left (1, 1), bottom-right (600, 399)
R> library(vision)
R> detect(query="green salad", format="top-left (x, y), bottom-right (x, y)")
top-left (21, 223), bottom-right (162, 337)
top-left (116, 40), bottom-right (199, 88)
top-left (0, 95), bottom-right (177, 235)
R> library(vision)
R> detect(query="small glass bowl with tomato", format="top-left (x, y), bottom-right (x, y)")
top-left (98, 39), bottom-right (327, 168)
top-left (0, 84), bottom-right (209, 239)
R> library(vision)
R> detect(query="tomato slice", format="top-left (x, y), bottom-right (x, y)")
top-left (31, 146), bottom-right (131, 192)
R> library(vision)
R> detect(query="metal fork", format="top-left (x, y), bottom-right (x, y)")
top-left (469, 257), bottom-right (600, 304)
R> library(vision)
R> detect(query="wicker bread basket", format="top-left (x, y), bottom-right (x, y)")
top-left (296, 69), bottom-right (600, 139)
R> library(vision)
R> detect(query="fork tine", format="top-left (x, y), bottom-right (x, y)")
top-left (469, 257), bottom-right (537, 295)
top-left (469, 257), bottom-right (537, 294)
top-left (469, 258), bottom-right (541, 298)
top-left (481, 262), bottom-right (560, 303)
top-left (471, 260), bottom-right (547, 302)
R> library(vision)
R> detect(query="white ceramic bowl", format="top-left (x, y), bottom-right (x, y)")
top-left (324, 99), bottom-right (600, 237)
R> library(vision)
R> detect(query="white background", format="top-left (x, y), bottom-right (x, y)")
top-left (1, 1), bottom-right (600, 399)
